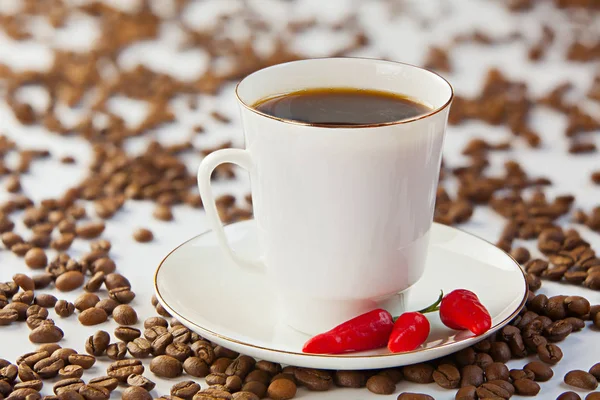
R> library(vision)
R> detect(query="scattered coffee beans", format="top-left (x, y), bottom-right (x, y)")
top-left (565, 370), bottom-right (599, 390)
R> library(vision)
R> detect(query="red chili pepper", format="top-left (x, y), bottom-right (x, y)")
top-left (387, 312), bottom-right (430, 353)
top-left (387, 291), bottom-right (443, 353)
top-left (439, 289), bottom-right (492, 335)
top-left (302, 309), bottom-right (394, 354)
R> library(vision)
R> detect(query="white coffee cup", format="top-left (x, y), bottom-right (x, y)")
top-left (198, 58), bottom-right (453, 335)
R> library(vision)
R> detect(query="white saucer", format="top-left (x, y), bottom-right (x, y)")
top-left (154, 220), bottom-right (527, 370)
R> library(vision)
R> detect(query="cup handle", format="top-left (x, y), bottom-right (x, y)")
top-left (197, 148), bottom-right (264, 272)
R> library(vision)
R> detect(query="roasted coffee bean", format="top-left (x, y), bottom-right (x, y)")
top-left (106, 342), bottom-right (127, 360)
top-left (0, 308), bottom-right (19, 325)
top-left (536, 315), bottom-right (554, 329)
top-left (255, 360), bottom-right (281, 376)
top-left (266, 379), bottom-right (296, 400)
top-left (95, 299), bottom-right (118, 315)
top-left (78, 308), bottom-right (107, 326)
top-left (25, 248), bottom-right (48, 269)
top-left (518, 311), bottom-right (540, 330)
top-left (184, 357), bottom-right (209, 378)
top-left (564, 317), bottom-right (585, 331)
top-left (546, 295), bottom-right (568, 320)
top-left (92, 258), bottom-right (115, 275)
top-left (241, 370), bottom-right (265, 387)
top-left (113, 304), bottom-right (137, 325)
top-left (170, 325), bottom-right (191, 343)
top-left (226, 375), bottom-right (243, 392)
top-left (18, 362), bottom-right (41, 381)
top-left (590, 363), bottom-right (600, 380)
top-left (78, 384), bottom-right (110, 400)
top-left (133, 228), bottom-right (153, 242)
top-left (460, 365), bottom-right (484, 388)
top-left (163, 342), bottom-right (190, 362)
top-left (586, 393), bottom-right (600, 400)
top-left (529, 294), bottom-right (548, 314)
top-left (145, 317), bottom-right (168, 329)
top-left (75, 222), bottom-right (105, 239)
top-left (88, 376), bottom-right (118, 392)
top-left (67, 354), bottom-right (96, 369)
top-left (211, 358), bottom-right (234, 374)
top-left (585, 273), bottom-right (600, 290)
top-left (527, 273), bottom-right (542, 291)
top-left (403, 363), bottom-right (434, 383)
top-left (83, 272), bottom-right (104, 293)
top-left (110, 326), bottom-right (138, 342)
top-left (524, 361), bottom-right (554, 381)
top-left (34, 293), bottom-right (56, 308)
top-left (333, 370), bottom-right (366, 388)
top-left (5, 301), bottom-right (29, 320)
top-left (17, 350), bottom-right (50, 367)
top-left (27, 315), bottom-right (52, 330)
top-left (13, 273), bottom-right (35, 291)
top-left (14, 379), bottom-right (43, 391)
top-left (294, 368), bottom-right (332, 391)
top-left (565, 370), bottom-right (599, 390)
top-left (0, 363), bottom-right (17, 382)
top-left (433, 364), bottom-right (460, 389)
top-left (58, 365), bottom-right (84, 379)
top-left (513, 378), bottom-right (540, 396)
top-left (145, 326), bottom-right (168, 342)
top-left (150, 355), bottom-right (182, 378)
top-left (74, 293), bottom-right (100, 311)
top-left (545, 319), bottom-right (573, 342)
top-left (241, 381), bottom-right (267, 397)
top-left (214, 346), bottom-right (239, 359)
top-left (127, 374), bottom-right (156, 391)
top-left (397, 393), bottom-right (434, 400)
top-left (14, 290), bottom-right (35, 305)
top-left (502, 326), bottom-right (527, 358)
top-left (225, 355), bottom-right (255, 379)
top-left (557, 391), bottom-right (581, 400)
top-left (108, 287), bottom-right (135, 304)
top-left (474, 353), bottom-right (493, 370)
top-left (29, 324), bottom-right (64, 343)
top-left (232, 392), bottom-right (259, 400)
top-left (206, 373), bottom-right (227, 386)
top-left (365, 375), bottom-right (395, 395)
top-left (107, 359), bottom-right (144, 382)
top-left (27, 305), bottom-right (49, 319)
top-left (0, 380), bottom-right (11, 397)
top-left (378, 368), bottom-right (403, 384)
top-left (490, 341), bottom-right (511, 363)
top-left (484, 362), bottom-right (509, 381)
top-left (191, 340), bottom-right (215, 364)
top-left (151, 332), bottom-right (174, 356)
top-left (33, 357), bottom-right (64, 379)
top-left (171, 380), bottom-right (200, 399)
top-left (54, 379), bottom-right (85, 398)
top-left (537, 343), bottom-right (563, 364)
top-left (564, 296), bottom-right (590, 317)
top-left (454, 348), bottom-right (476, 367)
top-left (85, 331), bottom-right (110, 356)
top-left (8, 387), bottom-right (41, 399)
top-left (155, 303), bottom-right (171, 317)
top-left (104, 274), bottom-right (130, 290)
top-left (127, 338), bottom-right (152, 358)
top-left (52, 348), bottom-right (77, 363)
top-left (476, 381), bottom-right (511, 399)
top-left (55, 271), bottom-right (84, 292)
top-left (55, 300), bottom-right (75, 318)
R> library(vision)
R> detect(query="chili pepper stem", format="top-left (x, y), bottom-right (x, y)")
top-left (392, 290), bottom-right (444, 322)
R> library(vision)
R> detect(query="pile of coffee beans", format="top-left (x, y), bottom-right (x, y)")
top-left (0, 0), bottom-right (599, 399)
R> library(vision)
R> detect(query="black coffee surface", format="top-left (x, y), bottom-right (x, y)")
top-left (253, 87), bottom-right (431, 125)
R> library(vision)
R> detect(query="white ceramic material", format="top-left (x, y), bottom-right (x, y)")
top-left (197, 58), bottom-right (454, 334)
top-left (154, 220), bottom-right (527, 370)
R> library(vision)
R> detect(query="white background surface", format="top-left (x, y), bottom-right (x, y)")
top-left (0, 0), bottom-right (599, 399)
